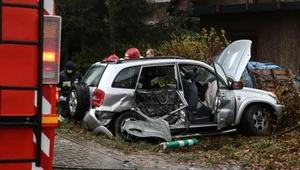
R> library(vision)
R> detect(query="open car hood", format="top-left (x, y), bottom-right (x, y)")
top-left (214, 40), bottom-right (252, 81)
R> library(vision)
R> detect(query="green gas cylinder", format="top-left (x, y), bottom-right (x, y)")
top-left (160, 139), bottom-right (198, 150)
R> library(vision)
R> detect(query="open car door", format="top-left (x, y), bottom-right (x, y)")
top-left (213, 62), bottom-right (236, 130)
top-left (213, 39), bottom-right (252, 130)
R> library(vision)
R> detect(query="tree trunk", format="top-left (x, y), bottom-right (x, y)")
top-left (109, 17), bottom-right (116, 54)
top-left (108, 0), bottom-right (116, 54)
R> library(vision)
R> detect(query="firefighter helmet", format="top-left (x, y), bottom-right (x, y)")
top-left (103, 54), bottom-right (119, 61)
top-left (125, 48), bottom-right (141, 59)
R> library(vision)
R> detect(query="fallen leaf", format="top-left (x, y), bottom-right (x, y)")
top-left (243, 149), bottom-right (250, 153)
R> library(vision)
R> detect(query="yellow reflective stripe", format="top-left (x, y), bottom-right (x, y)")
top-left (151, 77), bottom-right (165, 87)
top-left (158, 79), bottom-right (165, 87)
top-left (42, 116), bottom-right (58, 124)
top-left (63, 81), bottom-right (71, 84)
top-left (62, 81), bottom-right (71, 87)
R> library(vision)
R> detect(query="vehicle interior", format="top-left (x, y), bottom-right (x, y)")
top-left (133, 64), bottom-right (218, 126)
top-left (179, 66), bottom-right (216, 124)
top-left (134, 65), bottom-right (182, 124)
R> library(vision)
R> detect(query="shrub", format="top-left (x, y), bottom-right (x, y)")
top-left (155, 28), bottom-right (229, 64)
top-left (275, 78), bottom-right (300, 126)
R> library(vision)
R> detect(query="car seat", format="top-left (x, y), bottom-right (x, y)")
top-left (181, 70), bottom-right (211, 123)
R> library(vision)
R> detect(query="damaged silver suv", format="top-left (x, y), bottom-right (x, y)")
top-left (68, 40), bottom-right (283, 142)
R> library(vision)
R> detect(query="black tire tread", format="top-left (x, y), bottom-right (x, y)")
top-left (240, 104), bottom-right (272, 136)
top-left (68, 83), bottom-right (90, 121)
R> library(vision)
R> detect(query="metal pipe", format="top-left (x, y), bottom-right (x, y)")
top-left (160, 139), bottom-right (198, 150)
top-left (35, 0), bottom-right (44, 166)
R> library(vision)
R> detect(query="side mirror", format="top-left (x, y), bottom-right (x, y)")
top-left (231, 81), bottom-right (243, 90)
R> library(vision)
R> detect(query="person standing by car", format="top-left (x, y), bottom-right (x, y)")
top-left (146, 48), bottom-right (155, 57)
top-left (57, 61), bottom-right (82, 122)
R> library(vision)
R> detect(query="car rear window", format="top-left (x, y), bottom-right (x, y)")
top-left (82, 65), bottom-right (106, 87)
top-left (112, 66), bottom-right (141, 89)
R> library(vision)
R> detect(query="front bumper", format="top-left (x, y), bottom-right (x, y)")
top-left (274, 103), bottom-right (283, 121)
top-left (83, 108), bottom-right (113, 139)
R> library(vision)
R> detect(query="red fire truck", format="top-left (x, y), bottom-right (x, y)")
top-left (0, 0), bottom-right (61, 170)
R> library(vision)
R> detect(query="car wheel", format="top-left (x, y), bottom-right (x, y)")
top-left (240, 104), bottom-right (272, 136)
top-left (68, 83), bottom-right (90, 121)
top-left (114, 111), bottom-right (144, 142)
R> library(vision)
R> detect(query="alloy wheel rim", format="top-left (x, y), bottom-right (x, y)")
top-left (253, 110), bottom-right (269, 131)
top-left (69, 90), bottom-right (78, 115)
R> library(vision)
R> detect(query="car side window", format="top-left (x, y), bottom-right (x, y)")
top-left (82, 65), bottom-right (106, 87)
top-left (179, 65), bottom-right (212, 81)
top-left (138, 65), bottom-right (176, 89)
top-left (112, 66), bottom-right (141, 89)
top-left (179, 64), bottom-right (227, 88)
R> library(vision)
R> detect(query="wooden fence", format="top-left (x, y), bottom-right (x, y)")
top-left (251, 69), bottom-right (293, 92)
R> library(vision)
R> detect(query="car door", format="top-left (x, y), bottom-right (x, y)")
top-left (178, 63), bottom-right (236, 129)
top-left (212, 62), bottom-right (236, 130)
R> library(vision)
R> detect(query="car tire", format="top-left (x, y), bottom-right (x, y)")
top-left (113, 111), bottom-right (144, 142)
top-left (68, 83), bottom-right (90, 121)
top-left (240, 104), bottom-right (272, 136)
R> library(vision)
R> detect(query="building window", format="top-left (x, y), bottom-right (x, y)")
top-left (230, 30), bottom-right (258, 61)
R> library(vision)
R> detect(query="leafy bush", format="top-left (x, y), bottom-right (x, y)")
top-left (249, 69), bottom-right (300, 127)
top-left (274, 79), bottom-right (300, 126)
top-left (156, 28), bottom-right (229, 64)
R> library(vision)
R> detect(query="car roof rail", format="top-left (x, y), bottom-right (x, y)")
top-left (141, 56), bottom-right (185, 60)
top-left (99, 60), bottom-right (121, 64)
top-left (98, 56), bottom-right (185, 64)
top-left (114, 56), bottom-right (185, 64)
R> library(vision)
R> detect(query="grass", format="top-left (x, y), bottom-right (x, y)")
top-left (56, 119), bottom-right (300, 169)
top-left (56, 101), bottom-right (300, 169)
top-left (56, 120), bottom-right (158, 153)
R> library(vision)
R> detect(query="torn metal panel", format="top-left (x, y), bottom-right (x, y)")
top-left (122, 119), bottom-right (172, 142)
top-left (134, 89), bottom-right (188, 125)
top-left (126, 87), bottom-right (189, 141)
top-left (83, 109), bottom-right (114, 139)
top-left (134, 89), bottom-right (179, 115)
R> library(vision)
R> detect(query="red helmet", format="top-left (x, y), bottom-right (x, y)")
top-left (103, 54), bottom-right (119, 61)
top-left (125, 48), bottom-right (141, 59)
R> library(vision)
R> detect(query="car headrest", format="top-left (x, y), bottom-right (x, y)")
top-left (192, 72), bottom-right (203, 82)
top-left (182, 70), bottom-right (194, 80)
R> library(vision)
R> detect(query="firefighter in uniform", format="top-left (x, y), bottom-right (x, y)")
top-left (57, 61), bottom-right (82, 122)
